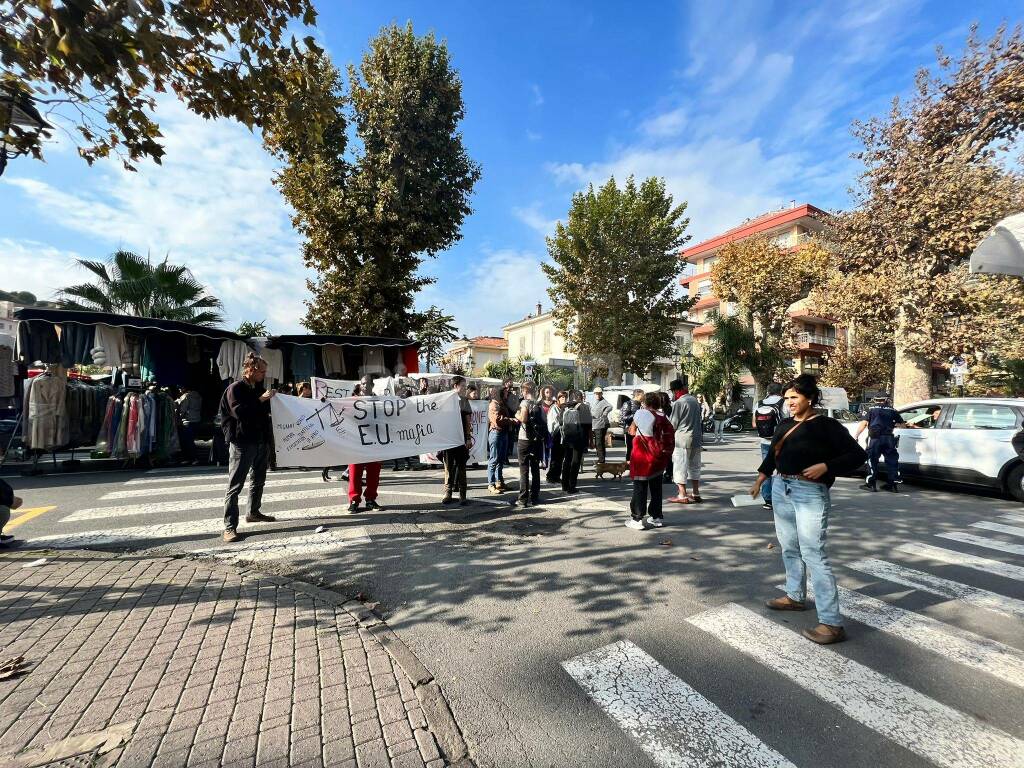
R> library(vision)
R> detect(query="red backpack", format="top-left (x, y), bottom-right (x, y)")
top-left (652, 413), bottom-right (675, 468)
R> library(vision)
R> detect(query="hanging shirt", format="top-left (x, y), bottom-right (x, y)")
top-left (91, 324), bottom-right (127, 368)
top-left (59, 324), bottom-right (96, 368)
top-left (321, 345), bottom-right (346, 377)
top-left (17, 320), bottom-right (60, 365)
top-left (291, 345), bottom-right (316, 382)
top-left (216, 340), bottom-right (251, 381)
top-left (262, 348), bottom-right (285, 387)
top-left (0, 345), bottom-right (14, 398)
top-left (361, 347), bottom-right (385, 377)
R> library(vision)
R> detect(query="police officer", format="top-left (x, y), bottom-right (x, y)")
top-left (855, 394), bottom-right (915, 492)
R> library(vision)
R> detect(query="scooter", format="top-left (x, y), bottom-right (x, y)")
top-left (724, 407), bottom-right (751, 433)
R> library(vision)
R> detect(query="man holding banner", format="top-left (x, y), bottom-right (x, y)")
top-left (440, 376), bottom-right (473, 505)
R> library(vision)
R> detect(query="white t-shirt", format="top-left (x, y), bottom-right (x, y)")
top-left (633, 407), bottom-right (656, 437)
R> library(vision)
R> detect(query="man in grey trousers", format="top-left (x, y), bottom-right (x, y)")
top-left (221, 353), bottom-right (278, 542)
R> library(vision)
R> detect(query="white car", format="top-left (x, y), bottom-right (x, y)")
top-left (844, 398), bottom-right (1024, 502)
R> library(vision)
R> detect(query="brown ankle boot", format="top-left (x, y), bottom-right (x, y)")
top-left (765, 595), bottom-right (807, 611)
top-left (802, 624), bottom-right (847, 644)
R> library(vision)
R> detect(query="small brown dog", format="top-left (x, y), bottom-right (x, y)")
top-left (594, 461), bottom-right (629, 480)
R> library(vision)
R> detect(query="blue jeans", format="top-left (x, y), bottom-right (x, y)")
top-left (760, 443), bottom-right (773, 503)
top-left (487, 430), bottom-right (506, 485)
top-left (772, 476), bottom-right (841, 626)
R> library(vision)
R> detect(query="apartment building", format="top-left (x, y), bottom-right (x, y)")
top-left (502, 304), bottom-right (576, 372)
top-left (680, 202), bottom-right (841, 377)
top-left (439, 336), bottom-right (508, 375)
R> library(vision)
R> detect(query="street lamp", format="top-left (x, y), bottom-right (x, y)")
top-left (0, 88), bottom-right (50, 177)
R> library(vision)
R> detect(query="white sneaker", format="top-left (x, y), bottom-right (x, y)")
top-left (624, 518), bottom-right (646, 530)
top-left (647, 517), bottom-right (664, 528)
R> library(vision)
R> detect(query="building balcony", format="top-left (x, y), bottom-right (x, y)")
top-left (796, 332), bottom-right (836, 349)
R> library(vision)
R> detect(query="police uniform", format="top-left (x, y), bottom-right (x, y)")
top-left (863, 404), bottom-right (904, 489)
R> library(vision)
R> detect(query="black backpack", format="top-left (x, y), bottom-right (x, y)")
top-left (561, 405), bottom-right (582, 442)
top-left (754, 399), bottom-right (783, 440)
top-left (523, 401), bottom-right (548, 443)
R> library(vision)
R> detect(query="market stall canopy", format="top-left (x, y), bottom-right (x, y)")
top-left (970, 213), bottom-right (1024, 278)
top-left (13, 307), bottom-right (246, 341)
top-left (265, 334), bottom-right (418, 348)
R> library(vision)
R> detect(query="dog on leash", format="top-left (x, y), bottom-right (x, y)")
top-left (594, 461), bottom-right (629, 480)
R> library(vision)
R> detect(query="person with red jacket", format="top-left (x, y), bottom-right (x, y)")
top-left (625, 392), bottom-right (673, 530)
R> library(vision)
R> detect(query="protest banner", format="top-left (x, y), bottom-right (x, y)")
top-left (420, 399), bottom-right (488, 466)
top-left (311, 376), bottom-right (398, 399)
top-left (271, 390), bottom-right (464, 468)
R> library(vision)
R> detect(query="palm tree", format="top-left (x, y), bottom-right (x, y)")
top-left (683, 314), bottom-right (758, 404)
top-left (58, 251), bottom-right (225, 326)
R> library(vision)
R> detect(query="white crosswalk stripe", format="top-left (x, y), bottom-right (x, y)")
top-left (935, 531), bottom-right (1024, 557)
top-left (972, 521), bottom-right (1024, 538)
top-left (62, 487), bottom-right (439, 522)
top-left (1001, 513), bottom-right (1024, 524)
top-left (897, 542), bottom-right (1024, 582)
top-left (102, 476), bottom-right (327, 499)
top-left (687, 603), bottom-right (1024, 768)
top-left (848, 558), bottom-right (1024, 620)
top-left (193, 527), bottom-right (371, 562)
top-left (563, 640), bottom-right (795, 768)
top-left (780, 584), bottom-right (1024, 688)
top-left (62, 487), bottom-right (345, 521)
top-left (30, 505), bottom-right (356, 548)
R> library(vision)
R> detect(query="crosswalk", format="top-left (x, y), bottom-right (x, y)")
top-left (31, 469), bottom-right (380, 560)
top-left (565, 514), bottom-right (1024, 768)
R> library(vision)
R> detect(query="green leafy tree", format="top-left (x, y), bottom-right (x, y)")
top-left (543, 176), bottom-right (692, 384)
top-left (414, 306), bottom-right (458, 372)
top-left (482, 356), bottom-right (574, 392)
top-left (58, 250), bottom-right (224, 326)
top-left (236, 321), bottom-right (269, 338)
top-left (819, 25), bottom-right (1024, 404)
top-left (1, 0), bottom-right (329, 169)
top-left (819, 342), bottom-right (894, 400)
top-left (264, 24), bottom-right (481, 337)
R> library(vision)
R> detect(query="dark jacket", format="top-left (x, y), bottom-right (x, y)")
top-left (1013, 427), bottom-right (1024, 458)
top-left (0, 478), bottom-right (13, 508)
top-left (221, 380), bottom-right (271, 445)
top-left (757, 416), bottom-right (867, 488)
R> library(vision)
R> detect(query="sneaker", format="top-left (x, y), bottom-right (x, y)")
top-left (440, 493), bottom-right (455, 505)
top-left (647, 517), bottom-right (664, 528)
top-left (624, 518), bottom-right (646, 530)
top-left (0, 534), bottom-right (14, 542)
top-left (762, 502), bottom-right (773, 511)
top-left (511, 499), bottom-right (528, 508)
top-left (222, 528), bottom-right (240, 543)
top-left (859, 483), bottom-right (877, 492)
top-left (365, 500), bottom-right (383, 511)
top-left (245, 512), bottom-right (276, 523)
top-left (488, 485), bottom-right (501, 495)
top-left (347, 500), bottom-right (360, 514)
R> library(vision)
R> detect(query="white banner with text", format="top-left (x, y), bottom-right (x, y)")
top-left (420, 399), bottom-right (488, 465)
top-left (310, 376), bottom-right (398, 399)
top-left (271, 390), bottom-right (464, 468)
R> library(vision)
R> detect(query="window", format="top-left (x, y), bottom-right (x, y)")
top-left (697, 279), bottom-right (712, 297)
top-left (542, 330), bottom-right (551, 354)
top-left (518, 337), bottom-right (526, 355)
top-left (702, 256), bottom-right (718, 270)
top-left (899, 405), bottom-right (942, 428)
top-left (773, 232), bottom-right (792, 247)
top-left (948, 404), bottom-right (1019, 430)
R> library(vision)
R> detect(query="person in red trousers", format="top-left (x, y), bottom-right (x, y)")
top-left (348, 375), bottom-right (384, 513)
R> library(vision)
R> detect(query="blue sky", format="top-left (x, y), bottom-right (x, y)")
top-left (0, 1), bottom-right (1015, 337)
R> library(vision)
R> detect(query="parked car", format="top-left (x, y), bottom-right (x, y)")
top-left (842, 397), bottom-right (1024, 502)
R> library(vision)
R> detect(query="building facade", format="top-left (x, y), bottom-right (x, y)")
top-left (680, 202), bottom-right (843, 378)
top-left (439, 336), bottom-right (508, 375)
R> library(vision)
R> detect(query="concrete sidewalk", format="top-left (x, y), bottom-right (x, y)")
top-left (0, 550), bottom-right (473, 768)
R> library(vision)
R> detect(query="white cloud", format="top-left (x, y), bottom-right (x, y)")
top-left (512, 204), bottom-right (559, 239)
top-left (526, 130), bottom-right (543, 142)
top-left (0, 238), bottom-right (84, 302)
top-left (3, 97), bottom-right (310, 333)
top-left (417, 248), bottom-right (549, 337)
top-left (531, 84), bottom-right (544, 107)
top-left (640, 107), bottom-right (688, 138)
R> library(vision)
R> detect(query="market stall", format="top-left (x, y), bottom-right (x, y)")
top-left (258, 334), bottom-right (419, 385)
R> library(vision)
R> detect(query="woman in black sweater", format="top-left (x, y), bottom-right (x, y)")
top-left (750, 375), bottom-right (867, 645)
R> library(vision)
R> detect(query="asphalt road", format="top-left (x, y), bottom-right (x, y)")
top-left (4, 434), bottom-right (1024, 768)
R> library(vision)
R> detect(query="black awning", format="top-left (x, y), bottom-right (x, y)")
top-left (13, 307), bottom-right (245, 341)
top-left (266, 334), bottom-right (418, 348)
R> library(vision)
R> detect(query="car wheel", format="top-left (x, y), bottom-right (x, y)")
top-left (1008, 463), bottom-right (1024, 503)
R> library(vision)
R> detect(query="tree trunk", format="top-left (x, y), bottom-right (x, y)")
top-left (607, 354), bottom-right (624, 386)
top-left (893, 308), bottom-right (931, 406)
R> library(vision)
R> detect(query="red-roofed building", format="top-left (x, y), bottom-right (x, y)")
top-left (440, 335), bottom-right (508, 375)
top-left (680, 202), bottom-right (842, 380)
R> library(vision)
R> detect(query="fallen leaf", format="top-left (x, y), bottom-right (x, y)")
top-left (766, 543), bottom-right (775, 549)
top-left (660, 539), bottom-right (673, 546)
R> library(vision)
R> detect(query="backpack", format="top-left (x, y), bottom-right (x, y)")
top-left (754, 399), bottom-right (783, 440)
top-left (653, 414), bottom-right (675, 462)
top-left (523, 401), bottom-right (548, 443)
top-left (561, 405), bottom-right (583, 442)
